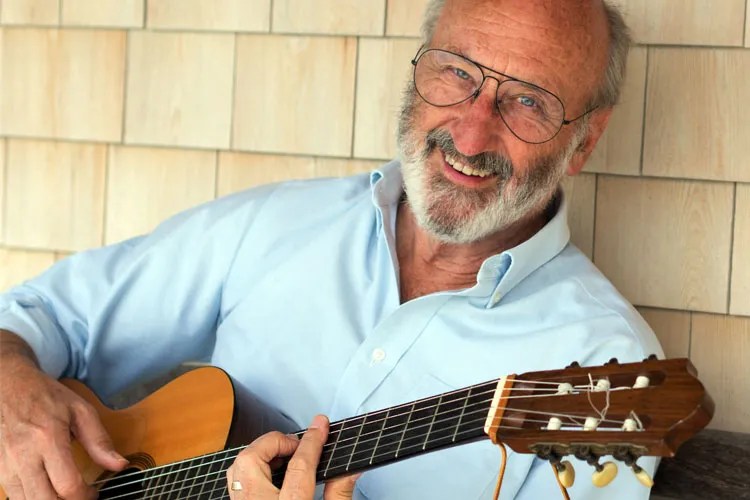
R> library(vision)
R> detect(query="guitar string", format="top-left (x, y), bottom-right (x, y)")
top-left (96, 389), bottom-right (634, 497)
top-left (98, 411), bottom-right (622, 500)
top-left (93, 375), bottom-right (627, 490)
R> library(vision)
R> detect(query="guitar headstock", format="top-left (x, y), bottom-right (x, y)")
top-left (491, 357), bottom-right (713, 486)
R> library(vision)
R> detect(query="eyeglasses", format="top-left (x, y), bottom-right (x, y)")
top-left (411, 48), bottom-right (595, 144)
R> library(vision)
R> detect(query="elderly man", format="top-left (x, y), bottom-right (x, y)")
top-left (0, 0), bottom-right (662, 498)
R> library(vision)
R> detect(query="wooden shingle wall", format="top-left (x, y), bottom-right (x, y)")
top-left (0, 1), bottom-right (748, 433)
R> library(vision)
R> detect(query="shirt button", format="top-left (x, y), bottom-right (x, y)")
top-left (371, 348), bottom-right (386, 364)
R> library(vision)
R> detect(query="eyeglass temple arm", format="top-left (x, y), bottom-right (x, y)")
top-left (562, 106), bottom-right (598, 125)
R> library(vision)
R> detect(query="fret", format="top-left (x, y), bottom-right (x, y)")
top-left (167, 460), bottom-right (191, 499)
top-left (180, 453), bottom-right (209, 498)
top-left (452, 387), bottom-right (471, 442)
top-left (321, 415), bottom-right (367, 478)
top-left (340, 413), bottom-right (389, 473)
top-left (395, 397), bottom-right (439, 457)
top-left (150, 463), bottom-right (167, 499)
top-left (344, 414), bottom-right (367, 471)
top-left (369, 409), bottom-right (389, 464)
top-left (421, 388), bottom-right (471, 450)
top-left (394, 403), bottom-right (416, 458)
top-left (207, 449), bottom-right (234, 499)
top-left (322, 418), bottom-right (350, 478)
top-left (455, 381), bottom-right (499, 439)
top-left (422, 395), bottom-right (442, 450)
top-left (351, 404), bottom-right (411, 468)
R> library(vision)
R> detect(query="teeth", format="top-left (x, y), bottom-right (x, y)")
top-left (445, 153), bottom-right (488, 178)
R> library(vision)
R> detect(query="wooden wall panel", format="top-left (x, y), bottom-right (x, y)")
top-left (637, 307), bottom-right (690, 358)
top-left (1, 28), bottom-right (125, 141)
top-left (614, 0), bottom-right (746, 47)
top-left (561, 173), bottom-right (596, 260)
top-left (353, 38), bottom-right (421, 160)
top-left (0, 249), bottom-right (56, 292)
top-left (5, 140), bottom-right (106, 252)
top-left (218, 153), bottom-right (381, 197)
top-left (691, 314), bottom-right (750, 433)
top-left (643, 48), bottom-right (750, 183)
top-left (105, 147), bottom-right (216, 244)
top-left (594, 176), bottom-right (733, 313)
top-left (233, 35), bottom-right (357, 156)
top-left (147, 0), bottom-right (270, 32)
top-left (585, 47), bottom-right (647, 176)
top-left (62, 0), bottom-right (143, 28)
top-left (125, 32), bottom-right (235, 149)
top-left (385, 0), bottom-right (429, 37)
top-left (0, 140), bottom-right (4, 244)
top-left (273, 0), bottom-right (385, 35)
top-left (731, 184), bottom-right (750, 316)
top-left (1, 0), bottom-right (58, 25)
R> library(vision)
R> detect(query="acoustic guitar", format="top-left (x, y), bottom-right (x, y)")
top-left (0, 357), bottom-right (713, 499)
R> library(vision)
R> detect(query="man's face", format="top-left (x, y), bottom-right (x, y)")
top-left (398, 0), bottom-right (609, 244)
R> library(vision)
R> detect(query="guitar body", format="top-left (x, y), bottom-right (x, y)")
top-left (0, 367), bottom-right (235, 498)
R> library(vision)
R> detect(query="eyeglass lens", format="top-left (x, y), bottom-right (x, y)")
top-left (413, 49), bottom-right (566, 143)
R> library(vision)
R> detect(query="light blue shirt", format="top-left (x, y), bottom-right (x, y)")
top-left (0, 160), bottom-right (663, 499)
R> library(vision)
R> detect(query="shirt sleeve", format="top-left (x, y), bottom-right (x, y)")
top-left (0, 186), bottom-right (274, 400)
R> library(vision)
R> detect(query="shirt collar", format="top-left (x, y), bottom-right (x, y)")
top-left (369, 161), bottom-right (571, 307)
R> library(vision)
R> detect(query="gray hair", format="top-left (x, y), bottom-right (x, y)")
top-left (420, 0), bottom-right (632, 108)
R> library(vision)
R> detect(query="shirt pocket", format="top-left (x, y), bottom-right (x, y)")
top-left (355, 374), bottom-right (517, 500)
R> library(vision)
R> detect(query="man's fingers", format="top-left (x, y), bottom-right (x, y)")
top-left (323, 473), bottom-right (361, 500)
top-left (279, 415), bottom-right (329, 498)
top-left (69, 401), bottom-right (128, 472)
top-left (245, 431), bottom-right (300, 466)
top-left (17, 461), bottom-right (57, 500)
top-left (229, 432), bottom-right (300, 497)
top-left (43, 439), bottom-right (96, 500)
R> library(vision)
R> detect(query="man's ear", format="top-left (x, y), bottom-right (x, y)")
top-left (566, 107), bottom-right (613, 176)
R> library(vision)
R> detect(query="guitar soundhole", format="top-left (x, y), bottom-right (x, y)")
top-left (97, 467), bottom-right (146, 499)
top-left (97, 453), bottom-right (155, 499)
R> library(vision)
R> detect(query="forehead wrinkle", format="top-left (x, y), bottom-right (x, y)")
top-left (435, 0), bottom-right (608, 110)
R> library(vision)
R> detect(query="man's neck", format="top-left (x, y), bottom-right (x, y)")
top-left (395, 201), bottom-right (550, 303)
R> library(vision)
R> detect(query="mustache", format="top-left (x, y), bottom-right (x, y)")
top-left (425, 129), bottom-right (514, 180)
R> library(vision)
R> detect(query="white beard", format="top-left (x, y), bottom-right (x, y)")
top-left (397, 89), bottom-right (585, 244)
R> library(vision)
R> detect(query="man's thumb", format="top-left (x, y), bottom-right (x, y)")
top-left (323, 473), bottom-right (362, 500)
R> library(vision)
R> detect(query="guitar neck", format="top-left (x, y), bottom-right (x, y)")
top-left (272, 379), bottom-right (499, 486)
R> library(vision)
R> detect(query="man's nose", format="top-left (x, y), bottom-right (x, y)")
top-left (448, 77), bottom-right (507, 157)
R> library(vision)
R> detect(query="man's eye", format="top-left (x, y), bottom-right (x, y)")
top-left (518, 95), bottom-right (537, 107)
top-left (452, 67), bottom-right (471, 80)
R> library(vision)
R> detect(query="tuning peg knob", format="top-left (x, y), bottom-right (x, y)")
top-left (591, 461), bottom-right (618, 487)
top-left (632, 464), bottom-right (654, 487)
top-left (566, 361), bottom-right (581, 369)
top-left (555, 460), bottom-right (575, 488)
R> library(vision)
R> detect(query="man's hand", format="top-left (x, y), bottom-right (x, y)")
top-left (0, 333), bottom-right (128, 500)
top-left (226, 415), bottom-right (360, 500)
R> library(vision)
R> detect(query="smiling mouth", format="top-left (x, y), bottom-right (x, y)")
top-left (443, 151), bottom-right (494, 178)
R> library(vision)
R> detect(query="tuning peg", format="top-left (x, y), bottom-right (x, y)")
top-left (555, 460), bottom-right (576, 488)
top-left (632, 464), bottom-right (654, 487)
top-left (605, 357), bottom-right (619, 365)
top-left (575, 447), bottom-right (618, 487)
top-left (642, 354), bottom-right (658, 361)
top-left (566, 361), bottom-right (581, 369)
top-left (612, 448), bottom-right (653, 488)
top-left (591, 461), bottom-right (618, 487)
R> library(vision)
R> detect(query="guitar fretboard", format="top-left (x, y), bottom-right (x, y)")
top-left (97, 379), bottom-right (500, 499)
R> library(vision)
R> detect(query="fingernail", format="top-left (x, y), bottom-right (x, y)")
top-left (350, 472), bottom-right (363, 482)
top-left (111, 451), bottom-right (128, 463)
top-left (308, 414), bottom-right (328, 429)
